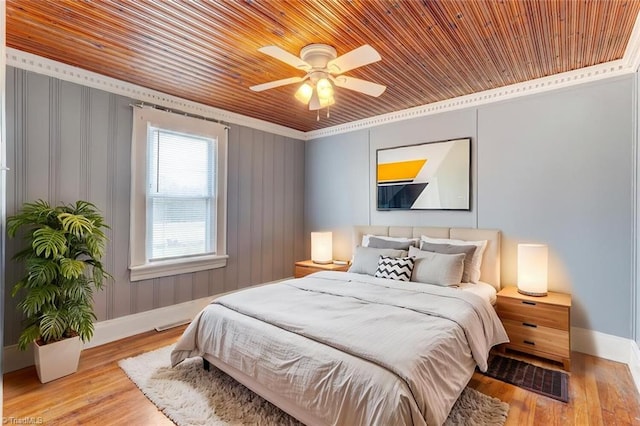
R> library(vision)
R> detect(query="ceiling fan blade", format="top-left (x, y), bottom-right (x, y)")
top-left (250, 76), bottom-right (305, 92)
top-left (333, 76), bottom-right (386, 97)
top-left (258, 46), bottom-right (312, 71)
top-left (327, 45), bottom-right (381, 74)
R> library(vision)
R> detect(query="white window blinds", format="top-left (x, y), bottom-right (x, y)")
top-left (146, 128), bottom-right (216, 261)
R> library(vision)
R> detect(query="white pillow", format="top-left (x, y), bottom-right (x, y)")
top-left (408, 246), bottom-right (465, 286)
top-left (420, 236), bottom-right (487, 283)
top-left (362, 234), bottom-right (419, 248)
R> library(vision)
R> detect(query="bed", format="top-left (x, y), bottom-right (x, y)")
top-left (171, 226), bottom-right (508, 426)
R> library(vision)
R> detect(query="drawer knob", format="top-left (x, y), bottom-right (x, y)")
top-left (522, 300), bottom-right (536, 306)
top-left (523, 322), bottom-right (538, 328)
top-left (523, 340), bottom-right (536, 346)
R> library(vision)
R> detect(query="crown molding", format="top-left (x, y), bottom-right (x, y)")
top-left (306, 59), bottom-right (631, 139)
top-left (5, 48), bottom-right (306, 141)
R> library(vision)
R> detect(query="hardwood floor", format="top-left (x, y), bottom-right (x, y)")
top-left (3, 327), bottom-right (183, 425)
top-left (4, 325), bottom-right (640, 425)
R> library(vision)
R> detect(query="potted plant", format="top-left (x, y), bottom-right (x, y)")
top-left (7, 199), bottom-right (110, 383)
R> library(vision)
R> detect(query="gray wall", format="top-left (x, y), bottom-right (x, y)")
top-left (369, 109), bottom-right (478, 228)
top-left (304, 129), bottom-right (370, 261)
top-left (4, 67), bottom-right (305, 346)
top-left (306, 75), bottom-right (635, 339)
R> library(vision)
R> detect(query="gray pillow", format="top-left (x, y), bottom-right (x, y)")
top-left (367, 236), bottom-right (416, 250)
top-left (348, 246), bottom-right (408, 276)
top-left (420, 241), bottom-right (476, 283)
top-left (408, 246), bottom-right (465, 286)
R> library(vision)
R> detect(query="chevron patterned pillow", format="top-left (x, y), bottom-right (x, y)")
top-left (374, 256), bottom-right (415, 282)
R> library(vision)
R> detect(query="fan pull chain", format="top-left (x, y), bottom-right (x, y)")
top-left (316, 110), bottom-right (320, 121)
top-left (327, 106), bottom-right (330, 118)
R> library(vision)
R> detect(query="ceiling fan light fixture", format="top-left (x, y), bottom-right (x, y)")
top-left (295, 82), bottom-right (313, 104)
top-left (316, 78), bottom-right (334, 100)
top-left (309, 88), bottom-right (320, 111)
top-left (319, 94), bottom-right (335, 108)
top-left (253, 43), bottom-right (385, 118)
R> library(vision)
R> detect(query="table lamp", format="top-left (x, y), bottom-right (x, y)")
top-left (311, 231), bottom-right (332, 264)
top-left (517, 243), bottom-right (548, 296)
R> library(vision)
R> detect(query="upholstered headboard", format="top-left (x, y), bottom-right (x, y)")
top-left (353, 226), bottom-right (501, 290)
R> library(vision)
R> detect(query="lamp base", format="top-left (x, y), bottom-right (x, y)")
top-left (312, 259), bottom-right (332, 265)
top-left (517, 288), bottom-right (548, 297)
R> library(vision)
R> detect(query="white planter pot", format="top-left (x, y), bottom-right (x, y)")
top-left (33, 336), bottom-right (82, 383)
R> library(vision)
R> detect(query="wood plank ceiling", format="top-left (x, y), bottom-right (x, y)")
top-left (6, 0), bottom-right (640, 132)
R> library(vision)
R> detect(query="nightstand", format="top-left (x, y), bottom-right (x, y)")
top-left (496, 286), bottom-right (572, 371)
top-left (294, 260), bottom-right (349, 278)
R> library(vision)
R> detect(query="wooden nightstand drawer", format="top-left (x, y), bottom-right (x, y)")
top-left (502, 319), bottom-right (570, 358)
top-left (295, 265), bottom-right (319, 278)
top-left (294, 260), bottom-right (349, 278)
top-left (496, 286), bottom-right (572, 370)
top-left (497, 297), bottom-right (569, 330)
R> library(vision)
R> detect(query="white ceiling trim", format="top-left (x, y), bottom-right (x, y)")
top-left (306, 59), bottom-right (631, 139)
top-left (5, 48), bottom-right (306, 140)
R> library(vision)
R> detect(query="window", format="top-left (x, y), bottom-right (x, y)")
top-left (147, 129), bottom-right (215, 260)
top-left (130, 107), bottom-right (227, 281)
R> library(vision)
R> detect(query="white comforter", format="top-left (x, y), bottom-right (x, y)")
top-left (171, 271), bottom-right (508, 426)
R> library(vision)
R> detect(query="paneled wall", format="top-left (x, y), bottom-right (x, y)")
top-left (306, 75), bottom-right (634, 340)
top-left (4, 67), bottom-right (305, 346)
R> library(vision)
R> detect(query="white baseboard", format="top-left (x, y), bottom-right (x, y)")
top-left (3, 295), bottom-right (213, 373)
top-left (3, 342), bottom-right (35, 373)
top-left (570, 327), bottom-right (640, 395)
top-left (571, 326), bottom-right (634, 364)
top-left (85, 296), bottom-right (214, 350)
top-left (3, 279), bottom-right (288, 373)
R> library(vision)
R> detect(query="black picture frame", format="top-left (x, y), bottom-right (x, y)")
top-left (376, 138), bottom-right (471, 211)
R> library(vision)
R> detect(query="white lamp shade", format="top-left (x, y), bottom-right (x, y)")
top-left (295, 83), bottom-right (313, 104)
top-left (316, 78), bottom-right (334, 100)
top-left (517, 243), bottom-right (548, 296)
top-left (311, 232), bottom-right (333, 264)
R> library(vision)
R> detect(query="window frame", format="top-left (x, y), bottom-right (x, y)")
top-left (129, 107), bottom-right (228, 282)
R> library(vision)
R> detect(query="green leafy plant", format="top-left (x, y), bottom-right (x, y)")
top-left (8, 200), bottom-right (111, 350)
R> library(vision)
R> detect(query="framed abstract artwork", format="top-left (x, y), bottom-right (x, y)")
top-left (376, 138), bottom-right (471, 210)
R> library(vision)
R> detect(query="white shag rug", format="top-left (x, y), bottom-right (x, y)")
top-left (119, 345), bottom-right (509, 426)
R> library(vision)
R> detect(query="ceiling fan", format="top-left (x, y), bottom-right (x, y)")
top-left (250, 43), bottom-right (386, 112)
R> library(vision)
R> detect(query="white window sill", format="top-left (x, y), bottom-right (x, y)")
top-left (129, 254), bottom-right (229, 282)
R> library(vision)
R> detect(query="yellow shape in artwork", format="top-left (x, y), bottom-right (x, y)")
top-left (378, 159), bottom-right (427, 183)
